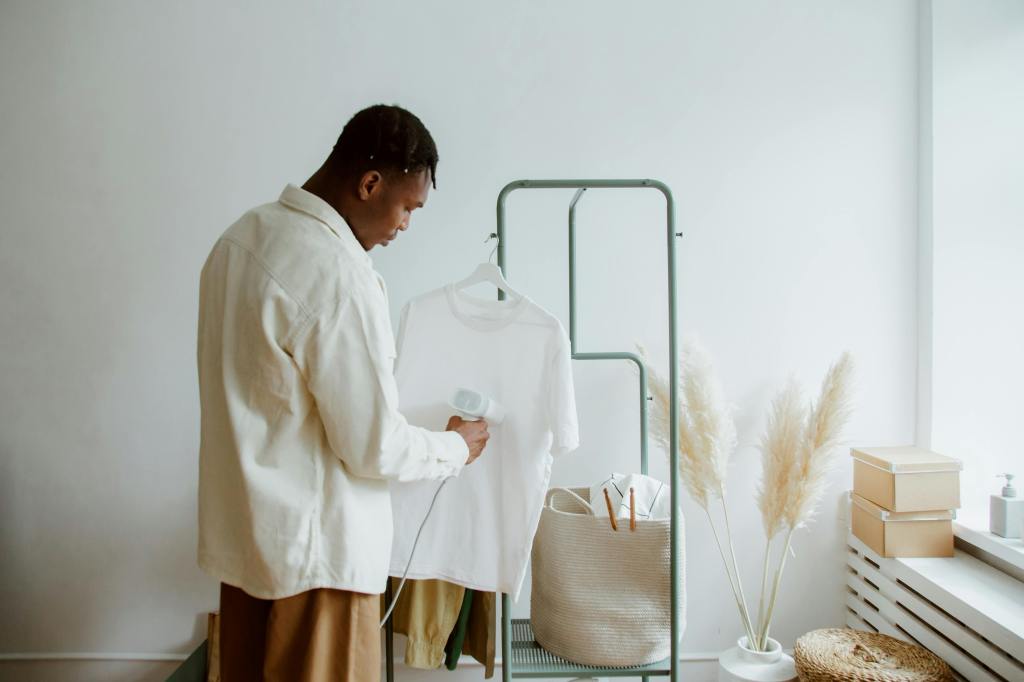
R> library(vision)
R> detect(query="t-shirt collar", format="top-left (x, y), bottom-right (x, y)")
top-left (278, 184), bottom-right (372, 266)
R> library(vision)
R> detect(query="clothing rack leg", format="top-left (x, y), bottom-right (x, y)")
top-left (384, 578), bottom-right (394, 682)
top-left (501, 593), bottom-right (511, 681)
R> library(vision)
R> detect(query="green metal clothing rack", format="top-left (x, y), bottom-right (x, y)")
top-left (385, 178), bottom-right (684, 681)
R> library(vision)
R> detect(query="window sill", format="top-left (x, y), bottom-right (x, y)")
top-left (953, 520), bottom-right (1024, 579)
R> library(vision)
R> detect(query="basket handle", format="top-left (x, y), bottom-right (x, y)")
top-left (546, 487), bottom-right (596, 515)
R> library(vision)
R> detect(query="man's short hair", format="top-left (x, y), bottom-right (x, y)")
top-left (329, 104), bottom-right (439, 188)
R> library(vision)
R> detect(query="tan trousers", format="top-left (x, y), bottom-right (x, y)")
top-left (383, 578), bottom-right (496, 677)
top-left (384, 578), bottom-right (464, 668)
top-left (218, 582), bottom-right (381, 682)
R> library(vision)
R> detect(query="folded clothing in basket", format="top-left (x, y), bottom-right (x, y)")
top-left (590, 472), bottom-right (670, 521)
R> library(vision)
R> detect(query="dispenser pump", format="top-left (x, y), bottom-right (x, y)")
top-left (991, 473), bottom-right (1022, 538)
top-left (997, 473), bottom-right (1017, 498)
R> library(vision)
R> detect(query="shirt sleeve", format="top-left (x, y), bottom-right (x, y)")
top-left (292, 282), bottom-right (468, 482)
top-left (547, 323), bottom-right (580, 456)
top-left (394, 300), bottom-right (412, 373)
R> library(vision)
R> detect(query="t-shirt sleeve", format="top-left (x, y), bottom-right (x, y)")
top-left (547, 323), bottom-right (580, 456)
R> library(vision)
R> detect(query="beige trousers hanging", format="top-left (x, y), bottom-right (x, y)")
top-left (218, 582), bottom-right (381, 682)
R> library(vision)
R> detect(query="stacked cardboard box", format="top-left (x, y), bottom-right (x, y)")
top-left (850, 446), bottom-right (962, 558)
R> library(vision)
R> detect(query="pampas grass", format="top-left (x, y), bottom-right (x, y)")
top-left (786, 353), bottom-right (854, 529)
top-left (757, 379), bottom-right (805, 540)
top-left (637, 338), bottom-right (754, 645)
top-left (754, 378), bottom-right (806, 648)
top-left (638, 341), bottom-right (854, 652)
top-left (638, 339), bottom-right (733, 508)
top-left (754, 352), bottom-right (854, 649)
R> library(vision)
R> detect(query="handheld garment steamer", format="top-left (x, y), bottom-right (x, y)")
top-left (379, 388), bottom-right (504, 627)
top-left (449, 388), bottom-right (506, 424)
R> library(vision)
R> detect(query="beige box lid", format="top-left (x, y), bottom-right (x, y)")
top-left (850, 446), bottom-right (962, 473)
top-left (850, 492), bottom-right (955, 521)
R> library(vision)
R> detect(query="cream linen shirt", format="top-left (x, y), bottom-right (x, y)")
top-left (196, 184), bottom-right (467, 599)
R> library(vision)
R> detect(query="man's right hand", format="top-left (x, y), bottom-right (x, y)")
top-left (446, 415), bottom-right (490, 465)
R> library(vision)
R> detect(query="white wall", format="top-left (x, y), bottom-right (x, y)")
top-left (925, 0), bottom-right (1024, 527)
top-left (0, 1), bottom-right (919, 680)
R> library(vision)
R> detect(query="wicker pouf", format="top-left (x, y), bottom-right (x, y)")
top-left (794, 629), bottom-right (952, 682)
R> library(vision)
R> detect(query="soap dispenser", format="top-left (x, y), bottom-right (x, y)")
top-left (990, 473), bottom-right (1023, 539)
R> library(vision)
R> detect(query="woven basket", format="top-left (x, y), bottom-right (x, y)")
top-left (794, 629), bottom-right (953, 681)
top-left (529, 487), bottom-right (683, 667)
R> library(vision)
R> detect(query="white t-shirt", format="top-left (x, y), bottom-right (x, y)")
top-left (388, 283), bottom-right (580, 600)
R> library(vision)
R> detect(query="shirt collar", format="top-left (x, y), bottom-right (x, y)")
top-left (278, 184), bottom-right (372, 267)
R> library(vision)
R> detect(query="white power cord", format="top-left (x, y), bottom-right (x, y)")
top-left (379, 475), bottom-right (453, 628)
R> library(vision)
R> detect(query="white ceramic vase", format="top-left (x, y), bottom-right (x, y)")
top-left (717, 636), bottom-right (797, 682)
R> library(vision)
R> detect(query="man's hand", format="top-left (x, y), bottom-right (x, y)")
top-left (446, 415), bottom-right (490, 465)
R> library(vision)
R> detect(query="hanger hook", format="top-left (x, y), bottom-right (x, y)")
top-left (485, 232), bottom-right (499, 264)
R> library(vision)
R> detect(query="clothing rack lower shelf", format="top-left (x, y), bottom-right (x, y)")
top-left (507, 618), bottom-right (671, 678)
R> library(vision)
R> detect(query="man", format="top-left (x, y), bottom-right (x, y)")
top-left (196, 104), bottom-right (490, 681)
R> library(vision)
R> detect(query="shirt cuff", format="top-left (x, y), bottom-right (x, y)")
top-left (551, 428), bottom-right (580, 456)
top-left (437, 430), bottom-right (469, 476)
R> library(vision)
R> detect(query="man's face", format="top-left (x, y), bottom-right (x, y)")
top-left (356, 169), bottom-right (431, 250)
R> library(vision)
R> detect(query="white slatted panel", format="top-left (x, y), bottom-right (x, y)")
top-left (845, 534), bottom-right (1024, 682)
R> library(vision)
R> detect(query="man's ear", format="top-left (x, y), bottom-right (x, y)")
top-left (358, 170), bottom-right (383, 201)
